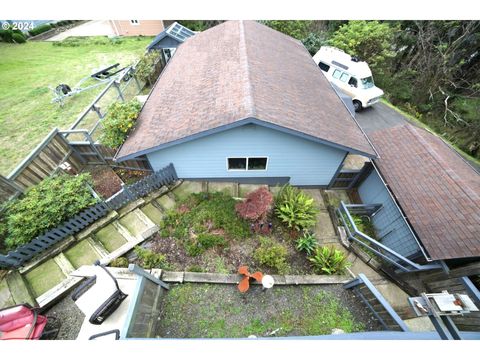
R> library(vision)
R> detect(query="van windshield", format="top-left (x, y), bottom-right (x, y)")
top-left (360, 76), bottom-right (374, 89)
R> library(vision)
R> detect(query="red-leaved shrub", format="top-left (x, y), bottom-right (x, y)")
top-left (235, 187), bottom-right (273, 222)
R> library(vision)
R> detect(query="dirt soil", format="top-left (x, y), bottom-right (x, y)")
top-left (131, 229), bottom-right (314, 275)
top-left (155, 283), bottom-right (382, 338)
top-left (87, 166), bottom-right (123, 199)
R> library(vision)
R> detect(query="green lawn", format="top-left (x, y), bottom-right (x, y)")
top-left (0, 36), bottom-right (152, 176)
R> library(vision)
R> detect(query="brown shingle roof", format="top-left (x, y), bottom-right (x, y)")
top-left (116, 20), bottom-right (376, 161)
top-left (369, 123), bottom-right (480, 260)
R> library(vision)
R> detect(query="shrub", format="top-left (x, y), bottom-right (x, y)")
top-left (134, 246), bottom-right (169, 269)
top-left (11, 33), bottom-right (26, 44)
top-left (185, 233), bottom-right (226, 257)
top-left (309, 246), bottom-right (350, 275)
top-left (28, 23), bottom-right (52, 36)
top-left (295, 232), bottom-right (317, 255)
top-left (162, 192), bottom-right (250, 241)
top-left (110, 257), bottom-right (129, 268)
top-left (3, 174), bottom-right (97, 249)
top-left (253, 237), bottom-right (290, 274)
top-left (135, 50), bottom-right (161, 84)
top-left (235, 187), bottom-right (273, 222)
top-left (275, 185), bottom-right (318, 232)
top-left (100, 99), bottom-right (142, 149)
top-left (0, 26), bottom-right (25, 43)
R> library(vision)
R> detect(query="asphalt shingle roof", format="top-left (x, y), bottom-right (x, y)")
top-left (369, 123), bottom-right (480, 261)
top-left (117, 20), bottom-right (376, 161)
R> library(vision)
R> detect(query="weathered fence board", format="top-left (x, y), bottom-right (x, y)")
top-left (6, 129), bottom-right (84, 191)
top-left (0, 164), bottom-right (177, 269)
top-left (0, 175), bottom-right (21, 204)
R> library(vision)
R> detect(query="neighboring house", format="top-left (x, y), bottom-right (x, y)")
top-left (355, 123), bottom-right (480, 267)
top-left (109, 20), bottom-right (165, 36)
top-left (147, 22), bottom-right (195, 62)
top-left (116, 20), bottom-right (376, 186)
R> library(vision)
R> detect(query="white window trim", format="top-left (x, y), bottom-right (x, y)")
top-left (130, 20), bottom-right (140, 26)
top-left (226, 156), bottom-right (269, 172)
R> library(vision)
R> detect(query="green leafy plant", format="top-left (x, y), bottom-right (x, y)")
top-left (185, 233), bottom-right (227, 257)
top-left (134, 246), bottom-right (169, 269)
top-left (110, 257), bottom-right (129, 268)
top-left (135, 50), bottom-right (161, 84)
top-left (253, 237), bottom-right (290, 274)
top-left (11, 32), bottom-right (26, 44)
top-left (275, 185), bottom-right (318, 233)
top-left (100, 99), bottom-right (142, 149)
top-left (2, 174), bottom-right (97, 249)
top-left (309, 246), bottom-right (351, 275)
top-left (28, 23), bottom-right (53, 36)
top-left (0, 25), bottom-right (26, 44)
top-left (295, 232), bottom-right (317, 255)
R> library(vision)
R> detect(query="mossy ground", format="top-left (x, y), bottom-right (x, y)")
top-left (156, 283), bottom-right (372, 338)
top-left (24, 260), bottom-right (66, 297)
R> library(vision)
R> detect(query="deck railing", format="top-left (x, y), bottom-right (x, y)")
top-left (337, 201), bottom-right (442, 273)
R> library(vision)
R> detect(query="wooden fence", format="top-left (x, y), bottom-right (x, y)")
top-left (6, 129), bottom-right (83, 191)
top-left (0, 163), bottom-right (177, 269)
top-left (0, 175), bottom-right (22, 204)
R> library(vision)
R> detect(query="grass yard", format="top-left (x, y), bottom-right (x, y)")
top-left (155, 283), bottom-right (379, 338)
top-left (0, 36), bottom-right (152, 175)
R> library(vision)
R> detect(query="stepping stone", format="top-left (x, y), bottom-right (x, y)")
top-left (208, 182), bottom-right (236, 196)
top-left (118, 209), bottom-right (158, 240)
top-left (95, 223), bottom-right (129, 252)
top-left (4, 272), bottom-right (36, 307)
top-left (238, 184), bottom-right (267, 197)
top-left (171, 181), bottom-right (203, 200)
top-left (314, 212), bottom-right (337, 238)
top-left (155, 194), bottom-right (176, 211)
top-left (141, 203), bottom-right (165, 226)
top-left (24, 260), bottom-right (66, 298)
top-left (64, 239), bottom-right (103, 269)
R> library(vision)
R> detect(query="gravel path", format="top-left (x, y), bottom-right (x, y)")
top-left (44, 295), bottom-right (85, 340)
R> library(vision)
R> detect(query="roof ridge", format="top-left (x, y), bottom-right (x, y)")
top-left (406, 124), bottom-right (480, 202)
top-left (238, 21), bottom-right (256, 118)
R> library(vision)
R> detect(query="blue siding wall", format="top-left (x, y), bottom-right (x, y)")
top-left (147, 124), bottom-right (347, 186)
top-left (358, 170), bottom-right (421, 257)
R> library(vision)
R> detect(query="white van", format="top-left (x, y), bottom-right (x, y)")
top-left (313, 46), bottom-right (384, 111)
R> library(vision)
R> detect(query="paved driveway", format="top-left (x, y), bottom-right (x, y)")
top-left (355, 102), bottom-right (480, 172)
top-left (47, 20), bottom-right (116, 41)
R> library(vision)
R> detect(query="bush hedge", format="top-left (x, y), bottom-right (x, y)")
top-left (1, 174), bottom-right (97, 250)
top-left (100, 100), bottom-right (142, 149)
top-left (12, 33), bottom-right (26, 44)
top-left (28, 23), bottom-right (52, 37)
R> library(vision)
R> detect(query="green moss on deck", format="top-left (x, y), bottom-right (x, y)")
top-left (64, 239), bottom-right (101, 269)
top-left (118, 211), bottom-right (150, 238)
top-left (171, 181), bottom-right (203, 201)
top-left (24, 260), bottom-right (66, 298)
top-left (94, 224), bottom-right (128, 252)
top-left (154, 194), bottom-right (176, 210)
top-left (141, 203), bottom-right (165, 226)
top-left (0, 278), bottom-right (15, 308)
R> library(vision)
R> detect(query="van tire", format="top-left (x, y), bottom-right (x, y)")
top-left (353, 100), bottom-right (363, 112)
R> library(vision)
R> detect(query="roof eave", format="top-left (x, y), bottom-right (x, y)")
top-left (115, 117), bottom-right (378, 162)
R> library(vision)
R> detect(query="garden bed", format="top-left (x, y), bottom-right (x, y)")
top-left (86, 166), bottom-right (123, 199)
top-left (125, 188), bottom-right (350, 276)
top-left (155, 283), bottom-right (381, 338)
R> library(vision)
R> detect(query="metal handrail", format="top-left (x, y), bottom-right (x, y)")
top-left (337, 201), bottom-right (441, 272)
